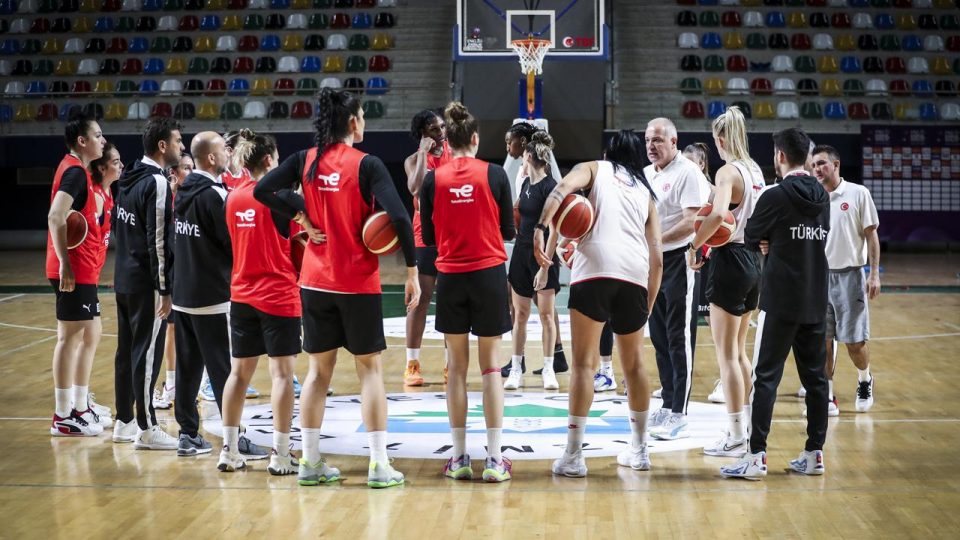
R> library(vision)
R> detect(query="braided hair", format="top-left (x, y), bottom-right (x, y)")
top-left (307, 87), bottom-right (362, 182)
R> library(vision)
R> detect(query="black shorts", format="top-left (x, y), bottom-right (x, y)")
top-left (569, 279), bottom-right (649, 335)
top-left (697, 257), bottom-right (711, 317)
top-left (705, 243), bottom-right (761, 316)
top-left (300, 288), bottom-right (385, 355)
top-left (416, 246), bottom-right (438, 277)
top-left (49, 279), bottom-right (100, 321)
top-left (508, 244), bottom-right (560, 298)
top-left (230, 301), bottom-right (302, 358)
top-left (435, 265), bottom-right (511, 337)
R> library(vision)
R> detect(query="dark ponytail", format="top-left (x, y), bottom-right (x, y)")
top-left (605, 129), bottom-right (656, 200)
top-left (307, 87), bottom-right (362, 182)
top-left (64, 110), bottom-right (96, 151)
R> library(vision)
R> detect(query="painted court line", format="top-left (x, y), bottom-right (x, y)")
top-left (0, 335), bottom-right (56, 358)
top-left (0, 294), bottom-right (25, 303)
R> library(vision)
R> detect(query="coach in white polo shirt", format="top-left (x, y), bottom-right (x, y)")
top-left (811, 144), bottom-right (880, 414)
top-left (643, 118), bottom-right (710, 440)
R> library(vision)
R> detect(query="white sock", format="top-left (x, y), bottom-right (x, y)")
top-left (444, 347), bottom-right (450, 366)
top-left (542, 355), bottom-right (554, 372)
top-left (451, 427), bottom-right (466, 458)
top-left (368, 431), bottom-right (388, 465)
top-left (828, 379), bottom-right (834, 401)
top-left (55, 388), bottom-right (72, 417)
top-left (858, 367), bottom-right (871, 382)
top-left (629, 410), bottom-right (648, 448)
top-left (274, 431), bottom-right (290, 456)
top-left (729, 411), bottom-right (745, 440)
top-left (301, 427), bottom-right (322, 465)
top-left (224, 426), bottom-right (240, 454)
top-left (744, 404), bottom-right (752, 437)
top-left (511, 355), bottom-right (523, 372)
top-left (406, 348), bottom-right (420, 366)
top-left (72, 385), bottom-right (89, 411)
top-left (166, 371), bottom-right (176, 388)
top-left (487, 428), bottom-right (502, 461)
top-left (600, 356), bottom-right (613, 374)
top-left (565, 415), bottom-right (587, 454)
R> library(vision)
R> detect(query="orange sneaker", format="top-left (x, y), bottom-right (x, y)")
top-left (404, 361), bottom-right (424, 386)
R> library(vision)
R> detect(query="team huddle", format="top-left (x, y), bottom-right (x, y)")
top-left (45, 89), bottom-right (880, 486)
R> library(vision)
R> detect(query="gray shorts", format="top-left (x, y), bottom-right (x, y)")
top-left (826, 267), bottom-right (870, 343)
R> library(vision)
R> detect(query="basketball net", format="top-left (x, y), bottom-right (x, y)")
top-left (511, 37), bottom-right (551, 118)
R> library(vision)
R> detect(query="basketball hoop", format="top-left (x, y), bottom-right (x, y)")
top-left (510, 37), bottom-right (552, 75)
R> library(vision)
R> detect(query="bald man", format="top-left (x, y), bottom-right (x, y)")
top-left (642, 118), bottom-right (710, 441)
top-left (171, 132), bottom-right (268, 459)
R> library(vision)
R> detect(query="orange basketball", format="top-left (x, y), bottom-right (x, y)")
top-left (552, 194), bottom-right (594, 239)
top-left (362, 211), bottom-right (399, 255)
top-left (559, 240), bottom-right (578, 269)
top-left (694, 203), bottom-right (736, 247)
top-left (66, 210), bottom-right (88, 249)
top-left (290, 231), bottom-right (308, 275)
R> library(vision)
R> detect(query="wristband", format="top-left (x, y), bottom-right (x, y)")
top-left (534, 223), bottom-right (549, 234)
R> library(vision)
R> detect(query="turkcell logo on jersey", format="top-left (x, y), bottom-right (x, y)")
top-left (235, 208), bottom-right (256, 228)
top-left (317, 172), bottom-right (341, 192)
top-left (449, 184), bottom-right (475, 203)
top-left (204, 392), bottom-right (726, 460)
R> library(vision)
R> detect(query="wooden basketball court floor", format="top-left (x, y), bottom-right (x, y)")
top-left (0, 251), bottom-right (958, 538)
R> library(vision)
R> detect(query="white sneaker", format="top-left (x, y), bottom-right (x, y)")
top-left (367, 461), bottom-right (405, 488)
top-left (649, 412), bottom-right (689, 440)
top-left (720, 451), bottom-right (767, 481)
top-left (87, 393), bottom-right (112, 419)
top-left (828, 397), bottom-right (840, 417)
top-left (133, 425), bottom-right (179, 450)
top-left (542, 368), bottom-right (559, 390)
top-left (797, 385), bottom-right (807, 398)
top-left (78, 407), bottom-right (111, 430)
top-left (593, 371), bottom-right (617, 392)
top-left (788, 449), bottom-right (825, 476)
top-left (50, 410), bottom-right (103, 437)
top-left (503, 369), bottom-right (523, 390)
top-left (153, 382), bottom-right (175, 410)
top-left (217, 447), bottom-right (246, 472)
top-left (647, 408), bottom-right (670, 430)
top-left (652, 387), bottom-right (662, 398)
top-left (616, 443), bottom-right (651, 471)
top-left (267, 451), bottom-right (299, 476)
top-left (855, 377), bottom-right (874, 412)
top-left (708, 379), bottom-right (725, 403)
top-left (112, 418), bottom-right (137, 443)
top-left (703, 432), bottom-right (748, 458)
top-left (551, 450), bottom-right (588, 477)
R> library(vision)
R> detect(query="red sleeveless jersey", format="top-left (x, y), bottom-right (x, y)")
top-left (431, 157), bottom-right (507, 274)
top-left (299, 144), bottom-right (381, 294)
top-left (92, 183), bottom-right (113, 283)
top-left (413, 141), bottom-right (452, 248)
top-left (220, 167), bottom-right (252, 192)
top-left (226, 181), bottom-right (301, 317)
top-left (45, 154), bottom-right (101, 284)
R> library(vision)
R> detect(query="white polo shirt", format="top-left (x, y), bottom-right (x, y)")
top-left (644, 151), bottom-right (710, 251)
top-left (824, 178), bottom-right (879, 270)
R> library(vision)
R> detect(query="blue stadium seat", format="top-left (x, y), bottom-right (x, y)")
top-left (94, 16), bottom-right (114, 32)
top-left (300, 56), bottom-right (321, 72)
top-left (701, 32), bottom-right (722, 49)
top-left (708, 100), bottom-right (727, 118)
top-left (129, 37), bottom-right (149, 53)
top-left (270, 0), bottom-right (290, 7)
top-left (228, 78), bottom-right (250, 95)
top-left (902, 35), bottom-right (922, 51)
top-left (874, 14), bottom-right (895, 30)
top-left (200, 15), bottom-right (221, 30)
top-left (918, 102), bottom-right (938, 121)
top-left (59, 103), bottom-right (81, 122)
top-left (912, 80), bottom-right (934, 97)
top-left (26, 81), bottom-right (48, 98)
top-left (139, 79), bottom-right (160, 96)
top-left (840, 56), bottom-right (862, 73)
top-left (824, 101), bottom-right (846, 119)
top-left (366, 76), bottom-right (389, 95)
top-left (143, 58), bottom-right (164, 74)
top-left (260, 35), bottom-right (281, 51)
top-left (143, 0), bottom-right (162, 9)
top-left (766, 11), bottom-right (785, 27)
top-left (352, 12), bottom-right (372, 28)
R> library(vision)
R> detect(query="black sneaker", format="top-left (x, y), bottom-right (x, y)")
top-left (500, 356), bottom-right (525, 377)
top-left (177, 433), bottom-right (213, 456)
top-left (535, 346), bottom-right (569, 375)
top-left (238, 435), bottom-right (270, 461)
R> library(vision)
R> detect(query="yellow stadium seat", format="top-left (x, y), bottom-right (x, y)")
top-left (723, 32), bottom-right (744, 49)
top-left (836, 34), bottom-right (856, 51)
top-left (105, 102), bottom-right (125, 121)
top-left (788, 12), bottom-right (807, 28)
top-left (194, 36), bottom-right (215, 53)
top-left (251, 78), bottom-right (271, 96)
top-left (282, 35), bottom-right (303, 51)
top-left (222, 15), bottom-right (241, 31)
top-left (821, 79), bottom-right (842, 96)
top-left (197, 102), bottom-right (219, 120)
top-left (55, 59), bottom-right (77, 75)
top-left (42, 39), bottom-right (63, 55)
top-left (165, 58), bottom-right (186, 75)
top-left (15, 104), bottom-right (36, 122)
top-left (754, 101), bottom-right (775, 119)
top-left (323, 55), bottom-right (344, 73)
top-left (704, 78), bottom-right (725, 95)
top-left (818, 55), bottom-right (839, 73)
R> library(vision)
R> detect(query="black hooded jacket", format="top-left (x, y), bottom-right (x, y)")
top-left (745, 173), bottom-right (831, 324)
top-left (111, 157), bottom-right (174, 295)
top-left (171, 170), bottom-right (232, 310)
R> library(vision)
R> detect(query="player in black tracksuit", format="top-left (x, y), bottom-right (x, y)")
top-left (111, 119), bottom-right (182, 446)
top-left (722, 128), bottom-right (831, 480)
top-left (169, 132), bottom-right (240, 456)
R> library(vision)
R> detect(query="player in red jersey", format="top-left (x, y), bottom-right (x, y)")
top-left (46, 112), bottom-right (108, 437)
top-left (403, 108), bottom-right (452, 386)
top-left (219, 130), bottom-right (254, 192)
top-left (215, 132), bottom-right (304, 475)
top-left (419, 102), bottom-right (516, 482)
top-left (256, 88), bottom-right (420, 488)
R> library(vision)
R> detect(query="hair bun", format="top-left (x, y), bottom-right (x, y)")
top-left (444, 101), bottom-right (469, 123)
top-left (531, 130), bottom-right (554, 149)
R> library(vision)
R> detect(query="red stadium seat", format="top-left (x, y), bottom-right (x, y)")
top-left (682, 100), bottom-right (705, 118)
top-left (291, 100), bottom-right (313, 118)
top-left (150, 102), bottom-right (173, 117)
top-left (274, 77), bottom-right (295, 95)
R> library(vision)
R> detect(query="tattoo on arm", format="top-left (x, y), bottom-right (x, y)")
top-left (547, 189), bottom-right (564, 203)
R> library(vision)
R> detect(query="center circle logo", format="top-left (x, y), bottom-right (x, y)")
top-left (204, 392), bottom-right (727, 461)
top-left (840, 202), bottom-right (849, 211)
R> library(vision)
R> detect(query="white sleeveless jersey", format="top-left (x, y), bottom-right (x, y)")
top-left (728, 159), bottom-right (766, 244)
top-left (571, 161), bottom-right (651, 287)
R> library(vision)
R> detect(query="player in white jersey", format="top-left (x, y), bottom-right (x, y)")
top-left (687, 106), bottom-right (765, 457)
top-left (810, 144), bottom-right (880, 414)
top-left (533, 130), bottom-right (663, 477)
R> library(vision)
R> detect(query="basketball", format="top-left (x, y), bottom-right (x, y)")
top-left (66, 210), bottom-right (87, 250)
top-left (290, 231), bottom-right (308, 275)
top-left (362, 211), bottom-right (399, 255)
top-left (552, 194), bottom-right (594, 239)
top-left (694, 204), bottom-right (736, 247)
top-left (559, 240), bottom-right (578, 268)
